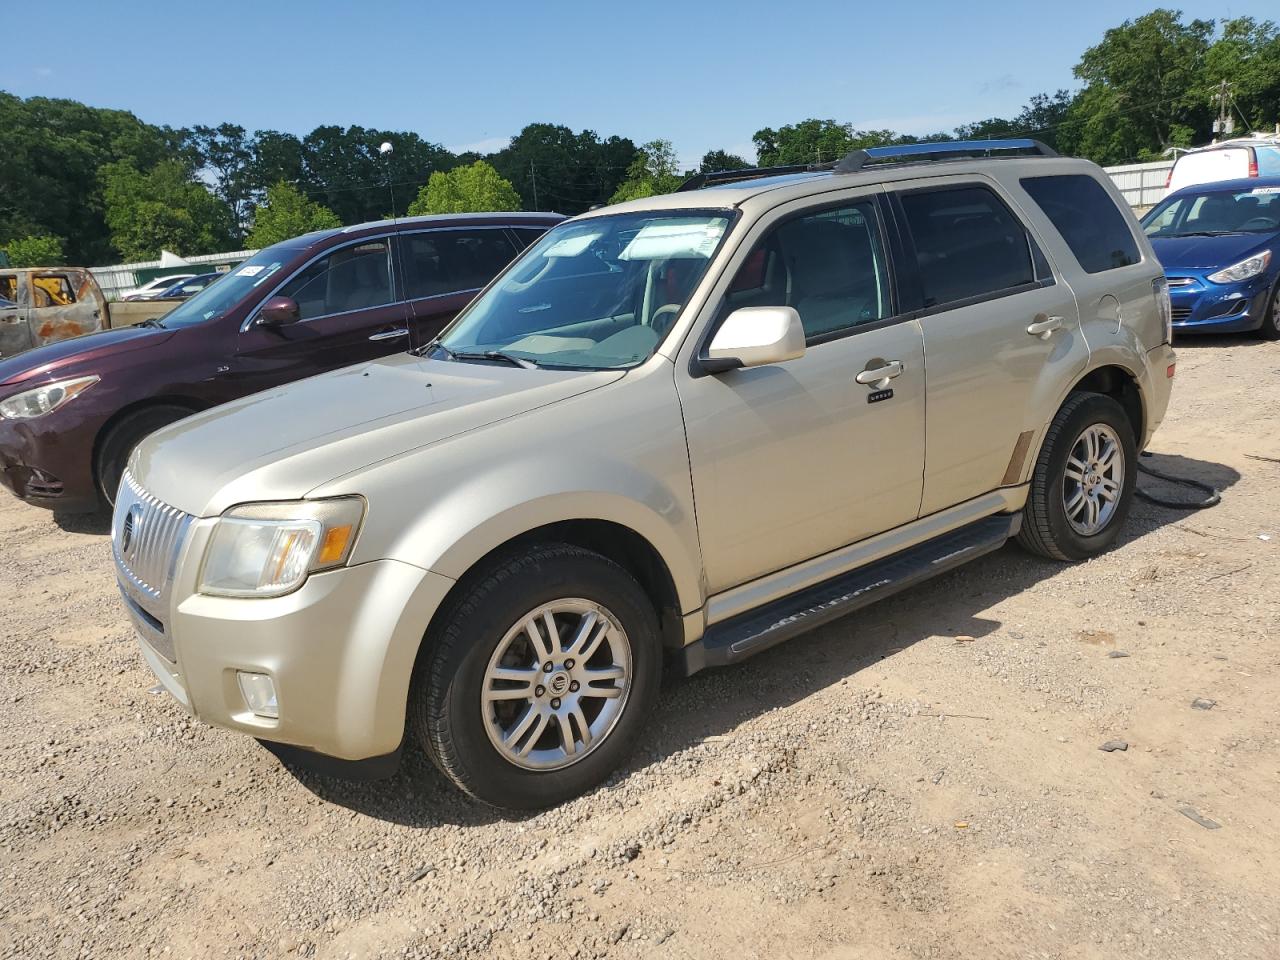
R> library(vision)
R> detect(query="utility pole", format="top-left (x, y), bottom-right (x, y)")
top-left (530, 160), bottom-right (539, 211)
top-left (1212, 80), bottom-right (1233, 140)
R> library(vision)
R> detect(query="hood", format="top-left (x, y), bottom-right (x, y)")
top-left (0, 325), bottom-right (175, 386)
top-left (1150, 233), bottom-right (1275, 272)
top-left (132, 353), bottom-right (624, 517)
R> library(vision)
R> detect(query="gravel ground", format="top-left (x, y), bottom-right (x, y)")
top-left (1, 337), bottom-right (1278, 960)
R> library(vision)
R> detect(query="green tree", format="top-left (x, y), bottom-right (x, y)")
top-left (489, 123), bottom-right (637, 213)
top-left (247, 181), bottom-right (341, 248)
top-left (1201, 17), bottom-right (1280, 132)
top-left (1072, 9), bottom-right (1214, 162)
top-left (100, 159), bottom-right (235, 261)
top-left (406, 161), bottom-right (521, 215)
top-left (698, 149), bottom-right (749, 173)
top-left (3, 235), bottom-right (66, 267)
top-left (300, 126), bottom-right (454, 223)
top-left (608, 140), bottom-right (684, 203)
top-left (187, 123), bottom-right (255, 239)
top-left (753, 120), bottom-right (908, 167)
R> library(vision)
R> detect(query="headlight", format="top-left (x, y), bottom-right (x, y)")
top-left (1207, 250), bottom-right (1271, 284)
top-left (198, 498), bottom-right (365, 598)
top-left (0, 375), bottom-right (99, 419)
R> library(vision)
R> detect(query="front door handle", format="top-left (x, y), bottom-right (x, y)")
top-left (1027, 315), bottom-right (1064, 339)
top-left (368, 327), bottom-right (410, 342)
top-left (855, 359), bottom-right (903, 387)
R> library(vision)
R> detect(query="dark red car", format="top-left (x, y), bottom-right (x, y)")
top-left (0, 212), bottom-right (561, 513)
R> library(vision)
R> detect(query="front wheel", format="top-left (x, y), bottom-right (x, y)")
top-left (1017, 392), bottom-right (1137, 562)
top-left (410, 544), bottom-right (662, 809)
top-left (95, 404), bottom-right (196, 509)
top-left (1257, 283), bottom-right (1280, 341)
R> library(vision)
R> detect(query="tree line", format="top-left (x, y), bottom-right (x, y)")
top-left (2, 8), bottom-right (1277, 267)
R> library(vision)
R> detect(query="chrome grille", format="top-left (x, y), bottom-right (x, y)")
top-left (112, 471), bottom-right (193, 601)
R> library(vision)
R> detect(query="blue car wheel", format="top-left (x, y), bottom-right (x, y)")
top-left (1262, 282), bottom-right (1280, 340)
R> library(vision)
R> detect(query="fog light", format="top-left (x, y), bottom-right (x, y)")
top-left (237, 671), bottom-right (278, 719)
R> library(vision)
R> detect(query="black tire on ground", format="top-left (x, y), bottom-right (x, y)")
top-left (410, 543), bottom-right (662, 810)
top-left (95, 404), bottom-right (196, 508)
top-left (1257, 283), bottom-right (1280, 341)
top-left (1017, 392), bottom-right (1138, 562)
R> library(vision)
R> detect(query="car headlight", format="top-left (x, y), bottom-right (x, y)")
top-left (198, 498), bottom-right (365, 598)
top-left (1207, 250), bottom-right (1271, 284)
top-left (0, 375), bottom-right (99, 419)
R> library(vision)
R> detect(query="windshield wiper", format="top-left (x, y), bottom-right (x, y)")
top-left (1168, 230), bottom-right (1242, 237)
top-left (417, 337), bottom-right (453, 359)
top-left (137, 317), bottom-right (165, 329)
top-left (450, 349), bottom-right (539, 369)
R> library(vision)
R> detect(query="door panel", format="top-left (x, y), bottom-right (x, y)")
top-left (679, 322), bottom-right (927, 593)
top-left (890, 176), bottom-right (1087, 515)
top-left (0, 273), bottom-right (30, 359)
top-left (230, 236), bottom-right (411, 396)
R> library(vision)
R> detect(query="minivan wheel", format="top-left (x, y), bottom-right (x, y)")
top-left (411, 543), bottom-right (662, 809)
top-left (95, 404), bottom-right (196, 508)
top-left (1017, 392), bottom-right (1137, 562)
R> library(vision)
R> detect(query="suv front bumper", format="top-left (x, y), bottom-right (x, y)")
top-left (124, 543), bottom-right (454, 761)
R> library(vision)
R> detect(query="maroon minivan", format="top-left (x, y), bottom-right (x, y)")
top-left (0, 212), bottom-right (562, 513)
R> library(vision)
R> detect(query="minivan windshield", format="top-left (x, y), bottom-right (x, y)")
top-left (1143, 185), bottom-right (1280, 238)
top-left (435, 211), bottom-right (733, 369)
top-left (153, 245), bottom-right (301, 328)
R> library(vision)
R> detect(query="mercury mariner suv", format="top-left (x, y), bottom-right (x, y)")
top-left (113, 140), bottom-right (1176, 809)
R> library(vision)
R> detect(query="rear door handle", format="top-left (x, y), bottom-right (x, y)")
top-left (855, 360), bottom-right (903, 387)
top-left (1027, 315), bottom-right (1064, 339)
top-left (368, 327), bottom-right (410, 342)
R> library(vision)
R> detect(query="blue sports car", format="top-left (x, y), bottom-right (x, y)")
top-left (1141, 177), bottom-right (1280, 338)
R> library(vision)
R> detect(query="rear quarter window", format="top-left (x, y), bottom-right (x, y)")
top-left (1021, 174), bottom-right (1141, 274)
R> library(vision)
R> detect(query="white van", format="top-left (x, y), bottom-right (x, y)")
top-left (1166, 138), bottom-right (1280, 197)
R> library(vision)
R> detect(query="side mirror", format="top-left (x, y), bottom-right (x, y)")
top-left (256, 296), bottom-right (300, 327)
top-left (702, 306), bottom-right (805, 373)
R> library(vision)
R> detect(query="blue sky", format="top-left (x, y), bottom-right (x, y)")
top-left (4, 1), bottom-right (1274, 170)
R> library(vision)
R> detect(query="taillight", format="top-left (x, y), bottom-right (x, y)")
top-left (1153, 276), bottom-right (1172, 343)
top-left (1248, 154), bottom-right (1259, 178)
top-left (1164, 168), bottom-right (1173, 188)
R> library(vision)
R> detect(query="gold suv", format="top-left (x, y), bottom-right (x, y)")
top-left (113, 141), bottom-right (1176, 808)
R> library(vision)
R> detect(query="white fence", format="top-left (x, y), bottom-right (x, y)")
top-left (1103, 160), bottom-right (1173, 211)
top-left (91, 249), bottom-right (257, 300)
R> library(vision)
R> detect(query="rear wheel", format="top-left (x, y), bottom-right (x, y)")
top-left (1017, 392), bottom-right (1137, 562)
top-left (95, 404), bottom-right (196, 508)
top-left (411, 543), bottom-right (662, 809)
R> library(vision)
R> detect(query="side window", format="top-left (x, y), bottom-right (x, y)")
top-left (0, 275), bottom-right (17, 307)
top-left (512, 227), bottom-right (549, 250)
top-left (1021, 174), bottom-right (1141, 274)
top-left (898, 185), bottom-right (1035, 307)
top-left (31, 275), bottom-right (77, 308)
top-left (276, 240), bottom-right (392, 320)
top-left (724, 200), bottom-right (892, 341)
top-left (401, 230), bottom-right (518, 300)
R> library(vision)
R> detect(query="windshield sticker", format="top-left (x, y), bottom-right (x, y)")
top-left (236, 265), bottom-right (266, 277)
top-left (541, 233), bottom-right (601, 258)
top-left (619, 220), bottom-right (727, 261)
top-left (1251, 186), bottom-right (1280, 195)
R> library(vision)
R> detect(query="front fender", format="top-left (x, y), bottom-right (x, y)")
top-left (316, 364), bottom-right (706, 617)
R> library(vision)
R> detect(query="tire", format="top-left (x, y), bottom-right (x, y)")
top-left (1017, 392), bottom-right (1137, 562)
top-left (95, 404), bottom-right (196, 508)
top-left (410, 543), bottom-right (662, 809)
top-left (1257, 283), bottom-right (1280, 341)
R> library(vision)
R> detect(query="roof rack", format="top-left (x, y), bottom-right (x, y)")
top-left (833, 138), bottom-right (1057, 173)
top-left (676, 163), bottom-right (818, 192)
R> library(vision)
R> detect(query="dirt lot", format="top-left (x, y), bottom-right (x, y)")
top-left (1, 338), bottom-right (1278, 960)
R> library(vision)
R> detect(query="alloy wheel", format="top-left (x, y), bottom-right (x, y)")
top-left (481, 599), bottom-right (632, 771)
top-left (1063, 423), bottom-right (1125, 536)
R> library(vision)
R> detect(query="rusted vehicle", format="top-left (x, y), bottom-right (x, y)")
top-left (0, 267), bottom-right (108, 358)
top-left (0, 267), bottom-right (180, 359)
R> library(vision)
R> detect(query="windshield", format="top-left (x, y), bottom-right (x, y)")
top-left (436, 211), bottom-right (733, 369)
top-left (153, 246), bottom-right (300, 328)
top-left (1143, 185), bottom-right (1280, 238)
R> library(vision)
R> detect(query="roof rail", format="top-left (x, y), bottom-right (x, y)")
top-left (833, 138), bottom-right (1057, 174)
top-left (676, 163), bottom-right (818, 192)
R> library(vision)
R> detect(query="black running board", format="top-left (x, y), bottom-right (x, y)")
top-left (676, 513), bottom-right (1020, 676)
